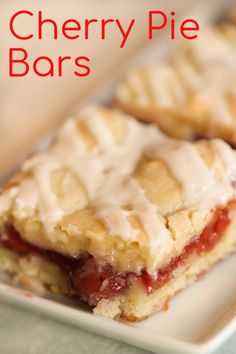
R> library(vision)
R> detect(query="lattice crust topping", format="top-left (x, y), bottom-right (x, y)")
top-left (1, 106), bottom-right (236, 274)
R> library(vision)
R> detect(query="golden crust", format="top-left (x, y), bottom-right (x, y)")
top-left (0, 107), bottom-right (235, 274)
top-left (0, 106), bottom-right (236, 322)
top-left (96, 216), bottom-right (236, 321)
top-left (0, 247), bottom-right (68, 295)
top-left (0, 211), bottom-right (235, 322)
top-left (114, 24), bottom-right (236, 145)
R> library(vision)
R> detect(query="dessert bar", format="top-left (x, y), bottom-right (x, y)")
top-left (0, 106), bottom-right (236, 321)
top-left (115, 23), bottom-right (236, 147)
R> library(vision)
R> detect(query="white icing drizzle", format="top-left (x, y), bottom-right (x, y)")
top-left (146, 138), bottom-right (236, 211)
top-left (146, 140), bottom-right (215, 206)
top-left (2, 106), bottom-right (236, 254)
top-left (81, 107), bottom-right (115, 149)
top-left (54, 111), bottom-right (160, 197)
top-left (57, 118), bottom-right (86, 154)
top-left (211, 139), bottom-right (236, 173)
top-left (92, 174), bottom-right (134, 239)
top-left (55, 113), bottom-right (104, 196)
top-left (23, 155), bottom-right (64, 233)
top-left (33, 161), bottom-right (63, 233)
top-left (128, 179), bottom-right (172, 252)
top-left (96, 204), bottom-right (136, 240)
top-left (15, 180), bottom-right (38, 217)
top-left (93, 176), bottom-right (171, 252)
top-left (6, 108), bottom-right (165, 245)
top-left (90, 121), bottom-right (168, 246)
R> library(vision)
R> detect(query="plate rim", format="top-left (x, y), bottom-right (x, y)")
top-left (0, 280), bottom-right (235, 354)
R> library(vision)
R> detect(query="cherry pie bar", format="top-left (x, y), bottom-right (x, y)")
top-left (114, 23), bottom-right (236, 147)
top-left (0, 106), bottom-right (236, 321)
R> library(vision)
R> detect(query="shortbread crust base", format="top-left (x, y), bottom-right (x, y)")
top-left (0, 218), bottom-right (235, 322)
top-left (110, 218), bottom-right (236, 321)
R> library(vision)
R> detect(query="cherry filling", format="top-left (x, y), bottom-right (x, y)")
top-left (140, 206), bottom-right (231, 294)
top-left (0, 225), bottom-right (128, 305)
top-left (0, 225), bottom-right (76, 270)
top-left (71, 258), bottom-right (127, 305)
top-left (0, 204), bottom-right (232, 305)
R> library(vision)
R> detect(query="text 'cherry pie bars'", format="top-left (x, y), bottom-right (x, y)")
top-left (0, 106), bottom-right (236, 321)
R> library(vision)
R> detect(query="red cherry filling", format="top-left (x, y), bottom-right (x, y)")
top-left (0, 204), bottom-right (232, 304)
top-left (1, 225), bottom-right (37, 255)
top-left (140, 206), bottom-right (231, 294)
top-left (71, 259), bottom-right (127, 305)
top-left (0, 225), bottom-right (128, 304)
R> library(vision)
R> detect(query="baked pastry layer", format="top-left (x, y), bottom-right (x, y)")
top-left (114, 23), bottom-right (236, 146)
top-left (1, 106), bottom-right (236, 320)
top-left (0, 247), bottom-right (68, 295)
top-left (0, 206), bottom-right (235, 321)
top-left (117, 214), bottom-right (236, 321)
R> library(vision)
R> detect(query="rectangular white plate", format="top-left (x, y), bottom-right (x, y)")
top-left (0, 0), bottom-right (236, 353)
top-left (0, 253), bottom-right (235, 354)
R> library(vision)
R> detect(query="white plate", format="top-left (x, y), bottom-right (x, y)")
top-left (0, 1), bottom-right (235, 353)
top-left (0, 254), bottom-right (235, 354)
